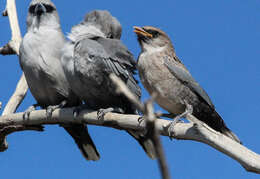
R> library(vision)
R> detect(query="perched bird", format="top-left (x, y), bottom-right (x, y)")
top-left (134, 26), bottom-right (241, 143)
top-left (61, 10), bottom-right (156, 159)
top-left (19, 0), bottom-right (100, 161)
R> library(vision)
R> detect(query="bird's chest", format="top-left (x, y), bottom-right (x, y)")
top-left (19, 30), bottom-right (66, 105)
top-left (138, 52), bottom-right (174, 94)
top-left (21, 31), bottom-right (60, 71)
top-left (138, 51), bottom-right (185, 114)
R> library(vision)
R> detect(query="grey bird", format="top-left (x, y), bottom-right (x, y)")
top-left (19, 0), bottom-right (100, 161)
top-left (61, 10), bottom-right (156, 159)
top-left (134, 26), bottom-right (241, 143)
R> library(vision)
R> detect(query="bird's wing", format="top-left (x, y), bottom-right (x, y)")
top-left (94, 37), bottom-right (141, 98)
top-left (95, 37), bottom-right (137, 71)
top-left (164, 56), bottom-right (215, 108)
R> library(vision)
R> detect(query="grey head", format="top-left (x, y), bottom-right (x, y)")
top-left (134, 26), bottom-right (173, 52)
top-left (26, 0), bottom-right (60, 31)
top-left (83, 10), bottom-right (122, 39)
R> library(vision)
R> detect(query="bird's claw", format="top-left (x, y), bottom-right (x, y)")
top-left (167, 118), bottom-right (183, 140)
top-left (185, 103), bottom-right (193, 114)
top-left (23, 111), bottom-right (30, 121)
top-left (73, 107), bottom-right (81, 118)
top-left (73, 104), bottom-right (89, 118)
top-left (97, 107), bottom-right (123, 121)
top-left (46, 106), bottom-right (55, 120)
top-left (23, 105), bottom-right (36, 121)
top-left (97, 109), bottom-right (106, 121)
top-left (138, 116), bottom-right (145, 125)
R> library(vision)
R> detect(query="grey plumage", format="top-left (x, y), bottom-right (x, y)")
top-left (19, 0), bottom-right (99, 161)
top-left (61, 10), bottom-right (156, 159)
top-left (134, 26), bottom-right (241, 143)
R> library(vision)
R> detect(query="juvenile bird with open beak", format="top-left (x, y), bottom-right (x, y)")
top-left (134, 26), bottom-right (241, 143)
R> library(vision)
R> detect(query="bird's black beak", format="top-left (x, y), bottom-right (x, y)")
top-left (35, 3), bottom-right (46, 16)
top-left (133, 26), bottom-right (153, 38)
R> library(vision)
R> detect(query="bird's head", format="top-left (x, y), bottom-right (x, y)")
top-left (83, 10), bottom-right (122, 39)
top-left (134, 26), bottom-right (172, 52)
top-left (27, 0), bottom-right (60, 32)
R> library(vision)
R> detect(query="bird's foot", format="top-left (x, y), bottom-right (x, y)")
top-left (73, 104), bottom-right (89, 118)
top-left (23, 104), bottom-right (39, 121)
top-left (167, 117), bottom-right (184, 140)
top-left (46, 100), bottom-right (67, 120)
top-left (138, 116), bottom-right (145, 125)
top-left (184, 101), bottom-right (193, 115)
top-left (97, 108), bottom-right (114, 121)
top-left (97, 107), bottom-right (124, 121)
top-left (167, 101), bottom-right (193, 139)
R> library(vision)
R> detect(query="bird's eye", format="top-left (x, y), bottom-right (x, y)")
top-left (28, 5), bottom-right (36, 14)
top-left (44, 4), bottom-right (55, 13)
top-left (145, 29), bottom-right (159, 38)
top-left (28, 3), bottom-right (55, 14)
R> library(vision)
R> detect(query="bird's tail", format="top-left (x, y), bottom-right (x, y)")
top-left (127, 130), bottom-right (157, 159)
top-left (198, 109), bottom-right (242, 144)
top-left (63, 124), bottom-right (100, 161)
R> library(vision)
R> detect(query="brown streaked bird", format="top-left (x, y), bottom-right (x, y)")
top-left (134, 26), bottom-right (241, 143)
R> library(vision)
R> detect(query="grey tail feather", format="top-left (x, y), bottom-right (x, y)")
top-left (63, 124), bottom-right (100, 161)
top-left (127, 130), bottom-right (157, 159)
top-left (221, 127), bottom-right (242, 144)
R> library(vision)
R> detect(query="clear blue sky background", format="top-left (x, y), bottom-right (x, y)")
top-left (0, 0), bottom-right (259, 178)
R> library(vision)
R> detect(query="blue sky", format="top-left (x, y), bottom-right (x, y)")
top-left (0, 0), bottom-right (259, 178)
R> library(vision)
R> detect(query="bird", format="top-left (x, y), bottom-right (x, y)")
top-left (61, 10), bottom-right (156, 159)
top-left (19, 0), bottom-right (100, 161)
top-left (134, 26), bottom-right (241, 143)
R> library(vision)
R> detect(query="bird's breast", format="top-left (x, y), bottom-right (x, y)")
top-left (138, 51), bottom-right (185, 114)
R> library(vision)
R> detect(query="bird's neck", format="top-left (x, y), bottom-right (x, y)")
top-left (142, 43), bottom-right (168, 54)
top-left (27, 15), bottom-right (61, 33)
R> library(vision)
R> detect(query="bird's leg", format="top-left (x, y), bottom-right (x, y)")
top-left (23, 104), bottom-right (40, 121)
top-left (155, 112), bottom-right (177, 119)
top-left (46, 100), bottom-right (67, 120)
top-left (73, 104), bottom-right (90, 118)
top-left (97, 107), bottom-right (124, 121)
top-left (137, 113), bottom-right (176, 127)
top-left (167, 101), bottom-right (193, 139)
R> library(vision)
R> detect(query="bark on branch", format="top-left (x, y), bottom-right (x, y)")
top-left (0, 109), bottom-right (259, 174)
top-left (0, 0), bottom-right (22, 55)
top-left (1, 0), bottom-right (28, 151)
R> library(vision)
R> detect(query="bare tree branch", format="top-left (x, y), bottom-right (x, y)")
top-left (0, 0), bottom-right (28, 151)
top-left (2, 74), bottom-right (28, 115)
top-left (1, 0), bottom-right (22, 55)
top-left (0, 109), bottom-right (259, 174)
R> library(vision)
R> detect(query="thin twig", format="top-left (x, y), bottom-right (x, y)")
top-left (145, 100), bottom-right (171, 179)
top-left (110, 74), bottom-right (145, 112)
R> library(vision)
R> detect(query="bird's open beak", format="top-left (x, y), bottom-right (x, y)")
top-left (133, 26), bottom-right (153, 38)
